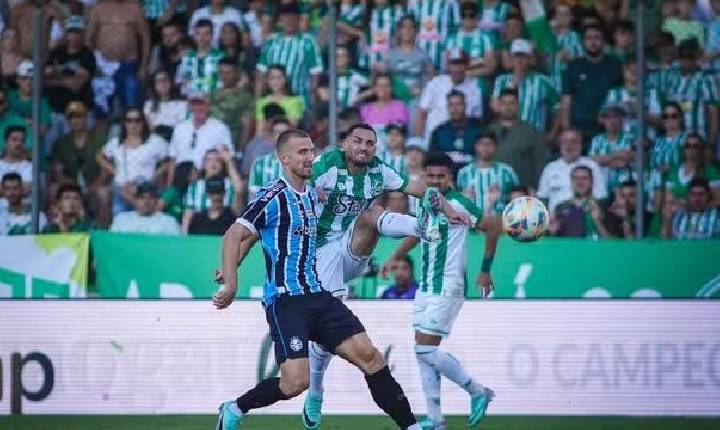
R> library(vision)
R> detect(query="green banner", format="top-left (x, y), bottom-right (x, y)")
top-left (0, 234), bottom-right (89, 298)
top-left (90, 231), bottom-right (720, 299)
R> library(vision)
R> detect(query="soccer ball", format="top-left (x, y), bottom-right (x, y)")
top-left (502, 197), bottom-right (550, 242)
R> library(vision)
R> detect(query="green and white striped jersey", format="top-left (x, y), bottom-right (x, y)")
top-left (416, 189), bottom-right (482, 295)
top-left (492, 72), bottom-right (558, 132)
top-left (339, 2), bottom-right (364, 26)
top-left (411, 0), bottom-right (460, 71)
top-left (651, 132), bottom-right (686, 171)
top-left (378, 150), bottom-right (409, 177)
top-left (548, 30), bottom-right (584, 91)
top-left (457, 161), bottom-right (519, 214)
top-left (605, 86), bottom-right (661, 138)
top-left (249, 152), bottom-right (282, 196)
top-left (445, 28), bottom-right (494, 92)
top-left (360, 4), bottom-right (406, 70)
top-left (671, 207), bottom-right (720, 239)
top-left (660, 69), bottom-right (720, 137)
top-left (257, 32), bottom-right (324, 104)
top-left (479, 0), bottom-right (511, 48)
top-left (609, 167), bottom-right (660, 212)
top-left (337, 69), bottom-right (368, 109)
top-left (175, 49), bottom-right (225, 92)
top-left (184, 177), bottom-right (236, 211)
top-left (589, 133), bottom-right (634, 157)
top-left (312, 148), bottom-right (408, 248)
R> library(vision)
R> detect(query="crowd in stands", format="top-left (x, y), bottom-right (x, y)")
top-left (0, 0), bottom-right (719, 240)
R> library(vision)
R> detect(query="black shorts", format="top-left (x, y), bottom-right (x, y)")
top-left (265, 291), bottom-right (366, 365)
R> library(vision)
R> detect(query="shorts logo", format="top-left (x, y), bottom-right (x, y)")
top-left (289, 336), bottom-right (304, 352)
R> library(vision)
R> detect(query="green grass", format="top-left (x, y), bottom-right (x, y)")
top-left (0, 415), bottom-right (718, 430)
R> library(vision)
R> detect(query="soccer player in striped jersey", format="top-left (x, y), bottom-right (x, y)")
top-left (410, 0), bottom-right (460, 71)
top-left (589, 104), bottom-right (635, 191)
top-left (492, 39), bottom-right (559, 133)
top-left (381, 152), bottom-right (498, 430)
top-left (214, 129), bottom-right (424, 430)
top-left (302, 123), bottom-right (471, 429)
top-left (457, 132), bottom-right (519, 215)
top-left (662, 178), bottom-right (720, 239)
top-left (359, 0), bottom-right (406, 71)
top-left (548, 3), bottom-right (584, 92)
top-left (255, 4), bottom-right (323, 106)
top-left (445, 3), bottom-right (496, 95)
top-left (660, 38), bottom-right (719, 144)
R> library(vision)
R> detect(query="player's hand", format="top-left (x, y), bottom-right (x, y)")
top-left (445, 206), bottom-right (472, 225)
top-left (476, 272), bottom-right (494, 298)
top-left (213, 286), bottom-right (237, 309)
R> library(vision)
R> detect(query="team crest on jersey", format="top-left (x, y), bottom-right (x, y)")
top-left (289, 336), bottom-right (304, 352)
top-left (371, 177), bottom-right (383, 194)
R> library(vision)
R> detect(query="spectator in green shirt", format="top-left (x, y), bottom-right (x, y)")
top-left (211, 57), bottom-right (254, 150)
top-left (42, 183), bottom-right (94, 233)
top-left (0, 87), bottom-right (27, 154)
top-left (49, 101), bottom-right (111, 228)
top-left (665, 132), bottom-right (720, 203)
top-left (9, 61), bottom-right (52, 147)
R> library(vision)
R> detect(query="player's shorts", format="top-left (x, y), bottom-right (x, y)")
top-left (412, 288), bottom-right (464, 338)
top-left (265, 291), bottom-right (366, 365)
top-left (316, 220), bottom-right (369, 298)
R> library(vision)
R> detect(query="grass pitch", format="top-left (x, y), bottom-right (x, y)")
top-left (0, 415), bottom-right (718, 430)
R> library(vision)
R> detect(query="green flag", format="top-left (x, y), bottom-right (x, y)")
top-left (520, 0), bottom-right (557, 54)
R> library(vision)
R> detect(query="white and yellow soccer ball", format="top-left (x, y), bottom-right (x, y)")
top-left (502, 196), bottom-right (550, 242)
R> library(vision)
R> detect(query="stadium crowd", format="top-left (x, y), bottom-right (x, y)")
top-left (0, 0), bottom-right (719, 240)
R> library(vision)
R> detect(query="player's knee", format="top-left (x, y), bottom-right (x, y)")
top-left (281, 371), bottom-right (310, 398)
top-left (359, 205), bottom-right (385, 228)
top-left (357, 345), bottom-right (385, 375)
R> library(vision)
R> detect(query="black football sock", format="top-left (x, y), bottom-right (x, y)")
top-left (365, 365), bottom-right (417, 429)
top-left (236, 377), bottom-right (290, 414)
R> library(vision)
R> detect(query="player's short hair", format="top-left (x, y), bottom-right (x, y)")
top-left (571, 165), bottom-right (593, 178)
top-left (499, 88), bottom-right (519, 100)
top-left (689, 177), bottom-right (711, 195)
top-left (476, 132), bottom-right (497, 144)
top-left (1, 172), bottom-right (22, 184)
top-left (277, 129), bottom-right (311, 154)
top-left (194, 18), bottom-right (213, 32)
top-left (57, 183), bottom-right (82, 200)
top-left (446, 89), bottom-right (465, 102)
top-left (423, 152), bottom-right (454, 169)
top-left (346, 123), bottom-right (377, 140)
top-left (5, 125), bottom-right (26, 141)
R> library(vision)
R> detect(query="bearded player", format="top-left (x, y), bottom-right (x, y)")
top-left (302, 123), bottom-right (471, 428)
top-left (380, 153), bottom-right (498, 429)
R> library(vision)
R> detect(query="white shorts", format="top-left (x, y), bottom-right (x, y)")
top-left (412, 289), bottom-right (464, 338)
top-left (316, 220), bottom-right (369, 298)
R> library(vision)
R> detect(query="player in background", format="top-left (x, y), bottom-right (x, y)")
top-left (380, 152), bottom-right (498, 430)
top-left (213, 129), bottom-right (424, 430)
top-left (303, 123), bottom-right (470, 429)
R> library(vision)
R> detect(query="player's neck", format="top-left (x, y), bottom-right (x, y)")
top-left (284, 174), bottom-right (307, 193)
top-left (346, 159), bottom-right (367, 175)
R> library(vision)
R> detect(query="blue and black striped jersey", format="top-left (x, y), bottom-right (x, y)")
top-left (237, 177), bottom-right (323, 304)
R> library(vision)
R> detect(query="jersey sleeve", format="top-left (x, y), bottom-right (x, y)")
top-left (381, 162), bottom-right (409, 192)
top-left (237, 186), bottom-right (277, 235)
top-left (454, 194), bottom-right (483, 226)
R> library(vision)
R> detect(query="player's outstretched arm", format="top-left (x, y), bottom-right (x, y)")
top-left (213, 223), bottom-right (258, 309)
top-left (476, 215), bottom-right (500, 298)
top-left (404, 179), bottom-right (472, 225)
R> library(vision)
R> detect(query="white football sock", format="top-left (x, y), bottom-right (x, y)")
top-left (377, 211), bottom-right (419, 238)
top-left (416, 345), bottom-right (484, 396)
top-left (406, 424), bottom-right (422, 430)
top-left (415, 346), bottom-right (443, 424)
top-left (308, 341), bottom-right (333, 396)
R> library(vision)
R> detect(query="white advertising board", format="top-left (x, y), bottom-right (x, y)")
top-left (0, 301), bottom-right (718, 416)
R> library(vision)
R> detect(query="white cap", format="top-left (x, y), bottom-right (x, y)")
top-left (510, 39), bottom-right (534, 55)
top-left (16, 60), bottom-right (34, 77)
